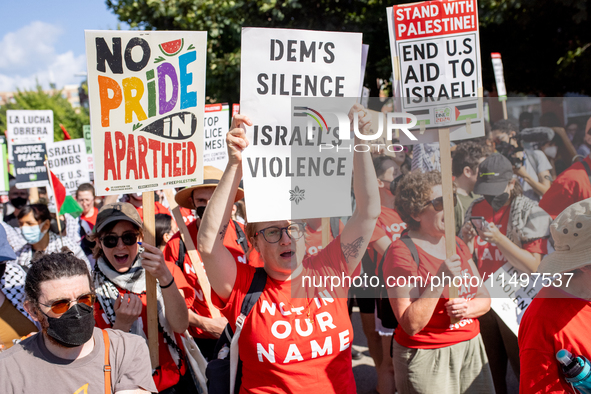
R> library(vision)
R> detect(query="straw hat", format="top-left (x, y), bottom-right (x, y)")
top-left (174, 166), bottom-right (244, 209)
top-left (538, 198), bottom-right (591, 275)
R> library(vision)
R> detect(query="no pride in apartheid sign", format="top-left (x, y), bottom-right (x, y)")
top-left (387, 0), bottom-right (484, 142)
top-left (85, 30), bottom-right (207, 195)
top-left (13, 143), bottom-right (49, 189)
top-left (6, 110), bottom-right (54, 161)
top-left (240, 28), bottom-right (362, 222)
top-left (203, 103), bottom-right (229, 171)
top-left (46, 139), bottom-right (91, 194)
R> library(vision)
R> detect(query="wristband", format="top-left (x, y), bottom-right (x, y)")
top-left (159, 276), bottom-right (175, 289)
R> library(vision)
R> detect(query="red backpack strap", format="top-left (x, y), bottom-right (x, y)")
top-left (102, 330), bottom-right (112, 394)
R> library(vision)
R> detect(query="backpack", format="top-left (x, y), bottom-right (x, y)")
top-left (375, 231), bottom-right (462, 329)
top-left (205, 268), bottom-right (267, 394)
top-left (176, 220), bottom-right (248, 269)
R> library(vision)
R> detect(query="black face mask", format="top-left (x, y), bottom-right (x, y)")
top-left (0, 263), bottom-right (6, 279)
top-left (195, 206), bottom-right (206, 219)
top-left (10, 197), bottom-right (27, 209)
top-left (50, 218), bottom-right (66, 234)
top-left (43, 303), bottom-right (95, 348)
top-left (484, 193), bottom-right (510, 211)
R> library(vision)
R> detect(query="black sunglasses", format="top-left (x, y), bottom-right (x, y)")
top-left (424, 194), bottom-right (458, 212)
top-left (100, 232), bottom-right (139, 248)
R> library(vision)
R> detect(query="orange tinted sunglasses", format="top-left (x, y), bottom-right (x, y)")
top-left (39, 293), bottom-right (95, 314)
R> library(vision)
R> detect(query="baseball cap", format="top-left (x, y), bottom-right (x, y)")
top-left (473, 153), bottom-right (514, 196)
top-left (94, 202), bottom-right (143, 234)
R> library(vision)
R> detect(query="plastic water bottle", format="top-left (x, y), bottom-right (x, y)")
top-left (556, 349), bottom-right (591, 394)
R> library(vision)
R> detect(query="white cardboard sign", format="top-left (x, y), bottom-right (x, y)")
top-left (6, 110), bottom-right (54, 161)
top-left (203, 103), bottom-right (230, 171)
top-left (491, 52), bottom-right (507, 98)
top-left (240, 28), bottom-right (362, 222)
top-left (85, 30), bottom-right (207, 195)
top-left (46, 139), bottom-right (91, 194)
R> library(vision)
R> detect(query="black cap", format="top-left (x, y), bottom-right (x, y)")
top-left (94, 202), bottom-right (143, 234)
top-left (473, 153), bottom-right (514, 196)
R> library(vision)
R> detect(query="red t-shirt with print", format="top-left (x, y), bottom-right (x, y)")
top-left (211, 236), bottom-right (356, 394)
top-left (519, 286), bottom-right (591, 393)
top-left (303, 219), bottom-right (345, 258)
top-left (94, 260), bottom-right (195, 392)
top-left (471, 200), bottom-right (548, 280)
top-left (80, 206), bottom-right (98, 228)
top-left (368, 206), bottom-right (407, 273)
top-left (539, 155), bottom-right (591, 219)
top-left (135, 201), bottom-right (170, 220)
top-left (383, 236), bottom-right (480, 349)
top-left (163, 220), bottom-right (263, 338)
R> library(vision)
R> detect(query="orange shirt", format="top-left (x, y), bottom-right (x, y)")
top-left (211, 237), bottom-right (356, 394)
top-left (135, 201), bottom-right (170, 220)
top-left (471, 200), bottom-right (548, 280)
top-left (539, 155), bottom-right (591, 219)
top-left (519, 286), bottom-right (591, 393)
top-left (94, 260), bottom-right (194, 392)
top-left (368, 206), bottom-right (407, 274)
top-left (384, 236), bottom-right (480, 349)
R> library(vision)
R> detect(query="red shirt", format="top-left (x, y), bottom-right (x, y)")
top-left (539, 156), bottom-right (591, 219)
top-left (135, 201), bottom-right (170, 220)
top-left (471, 200), bottom-right (548, 280)
top-left (163, 220), bottom-right (263, 338)
top-left (80, 206), bottom-right (98, 228)
top-left (519, 286), bottom-right (591, 393)
top-left (383, 236), bottom-right (480, 349)
top-left (94, 260), bottom-right (194, 392)
top-left (179, 206), bottom-right (196, 224)
top-left (368, 206), bottom-right (407, 273)
top-left (303, 219), bottom-right (344, 258)
top-left (211, 236), bottom-right (356, 394)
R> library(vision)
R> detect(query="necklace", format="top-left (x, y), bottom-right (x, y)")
top-left (275, 285), bottom-right (316, 325)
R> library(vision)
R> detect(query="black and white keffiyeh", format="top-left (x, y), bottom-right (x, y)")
top-left (1, 260), bottom-right (37, 326)
top-left (93, 256), bottom-right (181, 367)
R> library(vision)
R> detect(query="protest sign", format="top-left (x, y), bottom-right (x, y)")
top-left (85, 30), bottom-right (207, 195)
top-left (13, 143), bottom-right (48, 189)
top-left (491, 52), bottom-right (508, 119)
top-left (241, 27), bottom-right (362, 222)
top-left (203, 103), bottom-right (230, 171)
top-left (359, 44), bottom-right (369, 98)
top-left (47, 139), bottom-right (91, 194)
top-left (0, 141), bottom-right (8, 193)
top-left (6, 110), bottom-right (54, 161)
top-left (232, 103), bottom-right (240, 117)
top-left (386, 0), bottom-right (484, 144)
top-left (484, 263), bottom-right (544, 336)
top-left (83, 125), bottom-right (95, 172)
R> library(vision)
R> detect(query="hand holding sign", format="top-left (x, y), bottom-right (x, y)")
top-left (227, 114), bottom-right (252, 164)
top-left (348, 104), bottom-right (372, 141)
top-left (445, 298), bottom-right (470, 319)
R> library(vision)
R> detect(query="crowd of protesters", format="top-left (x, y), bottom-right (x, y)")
top-left (0, 109), bottom-right (590, 394)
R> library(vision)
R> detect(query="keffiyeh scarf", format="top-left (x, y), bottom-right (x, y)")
top-left (1, 261), bottom-right (37, 326)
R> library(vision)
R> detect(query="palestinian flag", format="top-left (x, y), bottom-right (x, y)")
top-left (49, 170), bottom-right (83, 218)
top-left (455, 103), bottom-right (478, 121)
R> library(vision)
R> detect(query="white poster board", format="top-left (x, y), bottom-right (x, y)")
top-left (386, 0), bottom-right (484, 144)
top-left (240, 27), bottom-right (362, 222)
top-left (46, 139), bottom-right (91, 194)
top-left (6, 110), bottom-right (54, 161)
top-left (203, 103), bottom-right (230, 171)
top-left (491, 52), bottom-right (507, 98)
top-left (484, 262), bottom-right (544, 336)
top-left (85, 30), bottom-right (207, 195)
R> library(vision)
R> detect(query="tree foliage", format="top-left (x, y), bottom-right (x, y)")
top-left (0, 84), bottom-right (89, 141)
top-left (105, 0), bottom-right (591, 102)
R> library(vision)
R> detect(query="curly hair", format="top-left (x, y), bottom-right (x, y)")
top-left (395, 171), bottom-right (450, 231)
top-left (451, 141), bottom-right (490, 177)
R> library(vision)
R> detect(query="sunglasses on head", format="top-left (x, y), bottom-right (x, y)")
top-left (39, 293), bottom-right (95, 315)
top-left (100, 232), bottom-right (139, 248)
top-left (424, 194), bottom-right (458, 212)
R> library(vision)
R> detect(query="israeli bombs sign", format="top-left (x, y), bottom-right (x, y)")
top-left (85, 31), bottom-right (207, 195)
top-left (386, 0), bottom-right (484, 140)
top-left (47, 139), bottom-right (91, 194)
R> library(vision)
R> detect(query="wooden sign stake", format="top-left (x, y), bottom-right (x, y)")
top-left (163, 189), bottom-right (221, 319)
top-left (142, 191), bottom-right (159, 368)
top-left (501, 100), bottom-right (508, 120)
top-left (438, 129), bottom-right (459, 323)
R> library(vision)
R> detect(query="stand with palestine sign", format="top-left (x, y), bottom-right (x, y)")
top-left (386, 0), bottom-right (484, 315)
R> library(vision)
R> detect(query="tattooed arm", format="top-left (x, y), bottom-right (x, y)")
top-left (339, 104), bottom-right (381, 274)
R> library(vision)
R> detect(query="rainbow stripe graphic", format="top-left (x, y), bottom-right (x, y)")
top-left (293, 106), bottom-right (329, 131)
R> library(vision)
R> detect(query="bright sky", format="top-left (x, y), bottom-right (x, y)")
top-left (0, 0), bottom-right (128, 91)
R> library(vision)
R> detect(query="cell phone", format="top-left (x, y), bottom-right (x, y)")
top-left (469, 216), bottom-right (488, 232)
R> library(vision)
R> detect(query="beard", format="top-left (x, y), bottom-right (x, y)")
top-left (38, 314), bottom-right (65, 348)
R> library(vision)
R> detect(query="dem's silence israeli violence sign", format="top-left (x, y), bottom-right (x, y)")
top-left (240, 28), bottom-right (362, 222)
top-left (85, 30), bottom-right (207, 194)
top-left (387, 0), bottom-right (484, 143)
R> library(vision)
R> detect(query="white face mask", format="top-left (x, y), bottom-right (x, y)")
top-left (544, 146), bottom-right (558, 159)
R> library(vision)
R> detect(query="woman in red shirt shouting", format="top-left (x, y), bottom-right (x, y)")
top-left (197, 107), bottom-right (380, 393)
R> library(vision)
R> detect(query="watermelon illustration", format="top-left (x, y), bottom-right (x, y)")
top-left (159, 38), bottom-right (184, 56)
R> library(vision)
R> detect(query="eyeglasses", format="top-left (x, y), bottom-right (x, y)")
top-left (39, 293), bottom-right (95, 315)
top-left (424, 194), bottom-right (458, 212)
top-left (100, 232), bottom-right (139, 248)
top-left (255, 223), bottom-right (306, 243)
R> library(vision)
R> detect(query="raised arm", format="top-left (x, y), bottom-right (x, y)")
top-left (340, 104), bottom-right (381, 274)
top-left (197, 115), bottom-right (252, 300)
